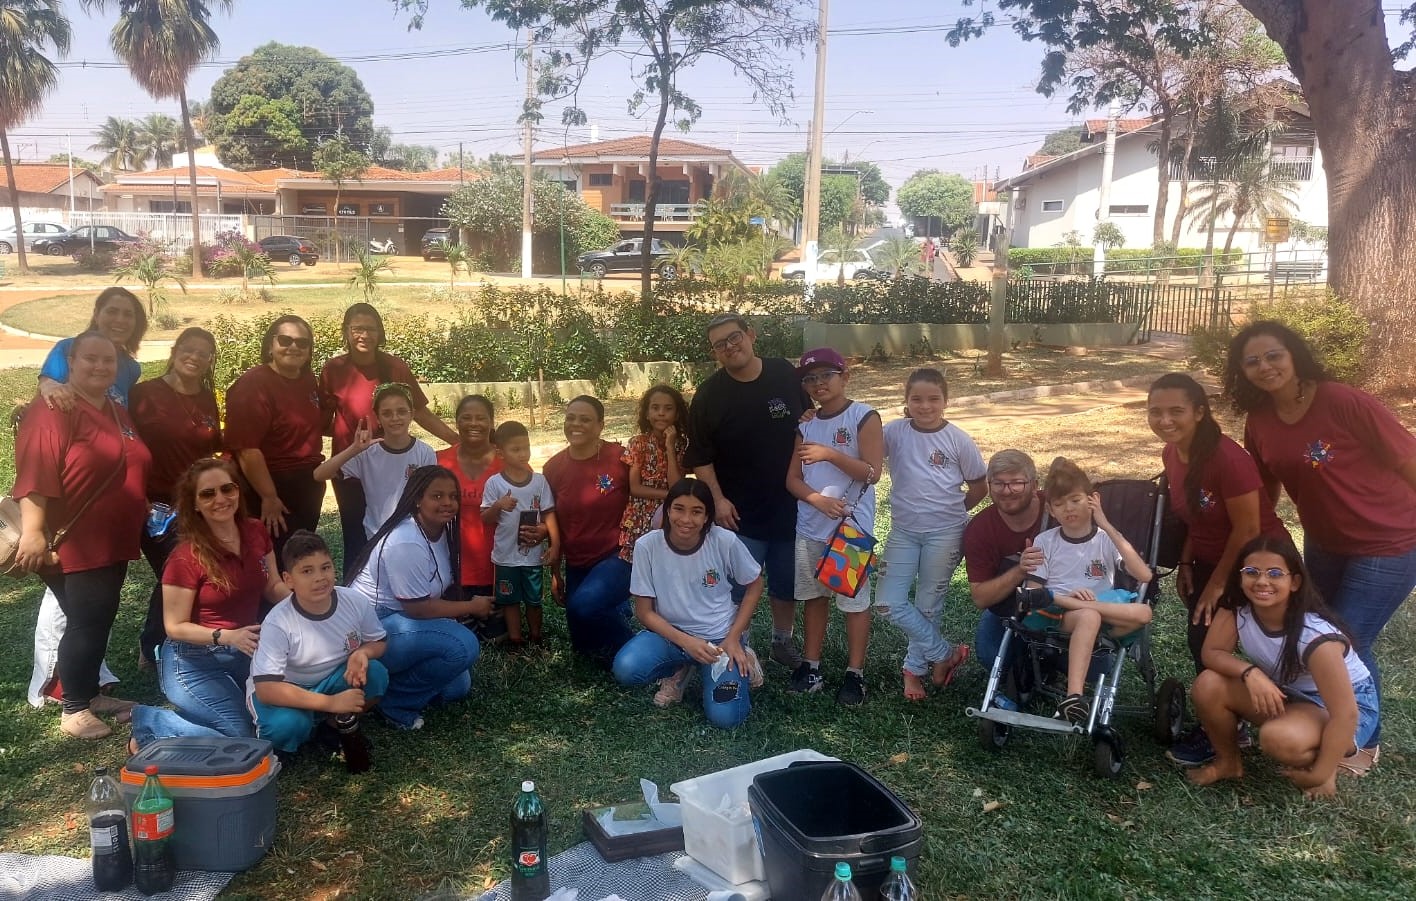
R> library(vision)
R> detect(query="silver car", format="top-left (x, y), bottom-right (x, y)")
top-left (0, 221), bottom-right (69, 254)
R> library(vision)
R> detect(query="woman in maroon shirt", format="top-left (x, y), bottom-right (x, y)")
top-left (320, 303), bottom-right (457, 575)
top-left (13, 332), bottom-right (152, 740)
top-left (225, 315), bottom-right (330, 565)
top-left (130, 327), bottom-right (223, 668)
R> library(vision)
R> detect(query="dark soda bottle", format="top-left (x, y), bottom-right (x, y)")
top-left (87, 766), bottom-right (132, 891)
top-left (334, 713), bottom-right (372, 774)
top-left (510, 780), bottom-right (550, 901)
top-left (132, 764), bottom-right (176, 896)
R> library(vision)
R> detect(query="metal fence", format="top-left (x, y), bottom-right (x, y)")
top-left (1007, 278), bottom-right (1234, 339)
top-left (68, 211), bottom-right (245, 250)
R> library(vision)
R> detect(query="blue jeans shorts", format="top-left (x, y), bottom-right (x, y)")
top-left (1287, 675), bottom-right (1381, 750)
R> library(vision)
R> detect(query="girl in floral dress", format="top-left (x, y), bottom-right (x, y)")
top-left (619, 385), bottom-right (689, 564)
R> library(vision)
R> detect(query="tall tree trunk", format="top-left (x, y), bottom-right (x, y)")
top-left (1151, 115), bottom-right (1173, 248)
top-left (639, 80), bottom-right (672, 304)
top-left (1169, 123), bottom-right (1197, 247)
top-left (0, 129), bottom-right (30, 275)
top-left (180, 86), bottom-right (204, 278)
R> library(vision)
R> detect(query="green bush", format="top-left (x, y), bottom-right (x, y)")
top-left (73, 250), bottom-right (116, 274)
top-left (1007, 246), bottom-right (1243, 275)
top-left (809, 278), bottom-right (990, 324)
top-left (1189, 291), bottom-right (1370, 383)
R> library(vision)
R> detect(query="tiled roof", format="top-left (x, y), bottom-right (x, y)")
top-left (4, 163), bottom-right (100, 194)
top-left (1024, 154), bottom-right (1057, 170)
top-left (106, 164), bottom-right (473, 191)
top-left (1082, 117), bottom-right (1155, 139)
top-left (534, 136), bottom-right (736, 161)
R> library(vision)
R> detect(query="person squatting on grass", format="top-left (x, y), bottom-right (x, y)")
top-left (1186, 536), bottom-right (1379, 799)
top-left (482, 421), bottom-right (560, 648)
top-left (1016, 457), bottom-right (1153, 725)
top-left (784, 347), bottom-right (883, 706)
top-left (612, 478), bottom-right (764, 728)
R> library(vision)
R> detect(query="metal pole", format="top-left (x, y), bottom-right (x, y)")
top-left (521, 31), bottom-right (535, 279)
top-left (1093, 99), bottom-right (1118, 277)
top-left (801, 0), bottom-right (829, 292)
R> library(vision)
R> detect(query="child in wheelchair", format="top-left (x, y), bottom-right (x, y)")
top-left (1015, 458), bottom-right (1154, 724)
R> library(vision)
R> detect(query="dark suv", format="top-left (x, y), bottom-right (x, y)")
top-left (258, 235), bottom-right (319, 266)
top-left (421, 227), bottom-right (452, 261)
top-left (576, 238), bottom-right (678, 279)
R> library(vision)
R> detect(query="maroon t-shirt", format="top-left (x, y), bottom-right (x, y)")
top-left (162, 517), bottom-right (272, 630)
top-left (963, 493), bottom-right (1044, 585)
top-left (224, 365), bottom-right (326, 473)
top-left (1162, 436), bottom-right (1287, 564)
top-left (543, 441), bottom-right (630, 568)
top-left (319, 353), bottom-right (430, 455)
top-left (13, 399), bottom-right (151, 572)
top-left (436, 444), bottom-right (501, 587)
top-left (129, 377), bottom-right (222, 503)
top-left (1245, 381), bottom-right (1416, 556)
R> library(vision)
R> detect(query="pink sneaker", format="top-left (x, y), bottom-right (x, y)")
top-left (653, 665), bottom-right (692, 708)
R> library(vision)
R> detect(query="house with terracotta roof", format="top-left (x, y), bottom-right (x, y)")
top-left (1, 162), bottom-right (105, 219)
top-left (531, 136), bottom-right (751, 236)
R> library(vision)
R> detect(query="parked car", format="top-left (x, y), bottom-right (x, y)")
top-left (32, 225), bottom-right (140, 256)
top-left (0, 221), bottom-right (69, 254)
top-left (780, 249), bottom-right (879, 281)
top-left (258, 235), bottom-right (319, 267)
top-left (421, 227), bottom-right (452, 261)
top-left (577, 238), bottom-right (679, 279)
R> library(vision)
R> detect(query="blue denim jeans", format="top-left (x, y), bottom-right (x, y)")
top-left (612, 631), bottom-right (752, 729)
top-left (875, 525), bottom-right (966, 676)
top-left (251, 661), bottom-right (390, 752)
top-left (375, 611), bottom-right (480, 729)
top-left (564, 554), bottom-right (633, 658)
top-left (130, 640), bottom-right (256, 748)
top-left (733, 535), bottom-right (794, 603)
top-left (1303, 539), bottom-right (1416, 747)
top-left (975, 609), bottom-right (1009, 672)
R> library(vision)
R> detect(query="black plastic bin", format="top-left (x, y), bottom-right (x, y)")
top-left (748, 760), bottom-right (922, 901)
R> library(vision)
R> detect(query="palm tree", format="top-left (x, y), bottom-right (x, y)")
top-left (90, 116), bottom-right (143, 171)
top-left (0, 0), bottom-right (72, 275)
top-left (136, 112), bottom-right (183, 168)
top-left (80, 0), bottom-right (233, 278)
top-left (1185, 155), bottom-right (1298, 278)
top-left (874, 236), bottom-right (923, 278)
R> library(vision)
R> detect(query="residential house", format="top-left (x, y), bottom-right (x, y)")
top-left (1, 162), bottom-right (105, 222)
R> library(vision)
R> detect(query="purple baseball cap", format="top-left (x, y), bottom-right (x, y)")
top-left (796, 347), bottom-right (847, 377)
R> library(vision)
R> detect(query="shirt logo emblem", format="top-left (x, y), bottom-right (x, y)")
top-left (767, 398), bottom-right (791, 420)
top-left (1305, 439), bottom-right (1334, 469)
top-left (1198, 488), bottom-right (1216, 511)
top-left (596, 473), bottom-right (615, 494)
top-left (702, 568), bottom-right (720, 588)
top-left (345, 631), bottom-right (361, 653)
top-left (928, 450), bottom-right (947, 467)
top-left (833, 427), bottom-right (851, 447)
top-left (1085, 560), bottom-right (1106, 579)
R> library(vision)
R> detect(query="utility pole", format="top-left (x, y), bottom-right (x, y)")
top-left (986, 227), bottom-right (1011, 377)
top-left (66, 134), bottom-right (75, 222)
top-left (801, 0), bottom-right (829, 289)
top-left (521, 30), bottom-right (535, 279)
top-left (1093, 98), bottom-right (1118, 277)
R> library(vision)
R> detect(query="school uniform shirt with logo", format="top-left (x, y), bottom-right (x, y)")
top-left (1235, 608), bottom-right (1370, 695)
top-left (340, 438), bottom-right (438, 537)
top-left (319, 353), bottom-right (431, 456)
top-left (881, 418), bottom-right (986, 534)
top-left (162, 517), bottom-right (272, 630)
top-left (224, 365), bottom-right (327, 473)
top-left (249, 587), bottom-right (387, 691)
top-left (129, 378), bottom-right (222, 504)
top-left (1030, 524), bottom-right (1120, 597)
top-left (796, 400), bottom-right (880, 542)
top-left (1161, 436), bottom-right (1286, 565)
top-left (481, 471), bottom-right (555, 566)
top-left (349, 515), bottom-right (456, 617)
top-left (630, 525), bottom-right (762, 641)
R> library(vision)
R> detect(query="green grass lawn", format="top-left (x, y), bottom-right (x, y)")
top-left (0, 363), bottom-right (1413, 899)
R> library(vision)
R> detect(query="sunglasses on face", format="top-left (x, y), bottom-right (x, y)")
top-left (197, 482), bottom-right (241, 501)
top-left (274, 334), bottom-right (312, 350)
top-left (1239, 566), bottom-right (1291, 579)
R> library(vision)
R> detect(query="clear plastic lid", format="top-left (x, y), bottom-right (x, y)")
top-left (522, 780), bottom-right (535, 792)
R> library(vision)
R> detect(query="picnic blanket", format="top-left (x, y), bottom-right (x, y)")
top-left (0, 854), bottom-right (232, 901)
top-left (473, 843), bottom-right (709, 901)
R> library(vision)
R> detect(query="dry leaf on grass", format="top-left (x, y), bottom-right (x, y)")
top-left (310, 860), bottom-right (328, 872)
top-left (1136, 780), bottom-right (1154, 791)
top-left (887, 752), bottom-right (909, 765)
top-left (982, 800), bottom-right (1005, 813)
top-left (64, 812), bottom-right (78, 831)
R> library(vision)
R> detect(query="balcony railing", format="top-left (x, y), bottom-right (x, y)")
top-left (1167, 157), bottom-right (1313, 181)
top-left (1270, 158), bottom-right (1314, 181)
top-left (609, 202), bottom-right (698, 222)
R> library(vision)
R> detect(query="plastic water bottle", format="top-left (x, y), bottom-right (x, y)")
top-left (132, 765), bottom-right (175, 895)
top-left (821, 861), bottom-right (862, 901)
top-left (87, 767), bottom-right (132, 891)
top-left (878, 856), bottom-right (918, 900)
top-left (510, 780), bottom-right (550, 901)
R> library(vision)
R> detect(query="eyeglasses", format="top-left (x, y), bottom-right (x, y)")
top-left (176, 345), bottom-right (214, 362)
top-left (348, 326), bottom-right (379, 337)
top-left (274, 334), bottom-right (312, 350)
top-left (196, 481), bottom-right (240, 501)
top-left (800, 369), bottom-right (842, 387)
top-left (1239, 566), bottom-right (1291, 579)
top-left (1241, 349), bottom-right (1287, 369)
top-left (990, 479), bottom-right (1032, 493)
top-left (710, 330), bottom-right (746, 353)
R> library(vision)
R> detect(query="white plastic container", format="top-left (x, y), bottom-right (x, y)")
top-left (670, 749), bottom-right (834, 885)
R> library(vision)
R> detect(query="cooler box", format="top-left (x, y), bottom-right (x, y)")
top-left (748, 760), bottom-right (922, 901)
top-left (670, 749), bottom-right (834, 885)
top-left (121, 737), bottom-right (279, 872)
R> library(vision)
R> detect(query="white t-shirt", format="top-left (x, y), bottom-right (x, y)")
top-left (341, 438), bottom-right (438, 537)
top-left (348, 515), bottom-right (456, 616)
top-left (796, 401), bottom-right (879, 541)
top-left (1235, 608), bottom-right (1370, 694)
top-left (630, 525), bottom-right (762, 641)
top-left (249, 587), bottom-right (387, 691)
top-left (1030, 524), bottom-right (1120, 597)
top-left (881, 419), bottom-right (986, 533)
top-left (481, 471), bottom-right (555, 566)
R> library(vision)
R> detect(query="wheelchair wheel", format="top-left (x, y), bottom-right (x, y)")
top-left (1093, 733), bottom-right (1124, 778)
top-left (978, 717), bottom-right (1010, 752)
top-left (1153, 677), bottom-right (1186, 745)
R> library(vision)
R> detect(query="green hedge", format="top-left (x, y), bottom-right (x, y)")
top-left (1008, 246), bottom-right (1244, 275)
top-left (1189, 290), bottom-right (1369, 383)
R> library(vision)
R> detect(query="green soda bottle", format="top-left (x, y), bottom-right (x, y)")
top-left (131, 765), bottom-right (175, 896)
top-left (510, 780), bottom-right (550, 901)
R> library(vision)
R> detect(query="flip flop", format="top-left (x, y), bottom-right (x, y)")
top-left (932, 644), bottom-right (971, 688)
top-left (1337, 745), bottom-right (1379, 778)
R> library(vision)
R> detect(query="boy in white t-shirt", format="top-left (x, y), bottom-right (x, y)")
top-left (481, 421), bottom-right (560, 647)
top-left (249, 531), bottom-right (388, 767)
top-left (1019, 458), bottom-right (1153, 724)
top-left (785, 347), bottom-right (883, 706)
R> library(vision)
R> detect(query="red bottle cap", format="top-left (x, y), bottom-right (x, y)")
top-left (145, 765), bottom-right (159, 776)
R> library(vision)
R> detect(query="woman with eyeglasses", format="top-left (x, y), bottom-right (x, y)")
top-left (1223, 321), bottom-right (1416, 776)
top-left (128, 328), bottom-right (223, 669)
top-left (321, 303), bottom-right (458, 575)
top-left (128, 458), bottom-right (288, 751)
top-left (225, 315), bottom-right (330, 566)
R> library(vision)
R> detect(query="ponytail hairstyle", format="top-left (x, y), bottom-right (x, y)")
top-left (345, 465), bottom-right (462, 590)
top-left (1149, 373), bottom-right (1222, 516)
top-left (903, 367), bottom-right (948, 408)
top-left (1042, 456), bottom-right (1091, 504)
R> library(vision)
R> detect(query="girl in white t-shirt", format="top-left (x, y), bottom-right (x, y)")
top-left (1186, 536), bottom-right (1379, 797)
top-left (611, 478), bottom-right (764, 729)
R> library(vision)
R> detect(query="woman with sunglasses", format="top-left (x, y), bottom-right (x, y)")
top-left (226, 315), bottom-right (330, 566)
top-left (321, 303), bottom-right (458, 575)
top-left (129, 328), bottom-right (223, 669)
top-left (129, 458), bottom-right (288, 751)
top-left (1224, 321), bottom-right (1416, 775)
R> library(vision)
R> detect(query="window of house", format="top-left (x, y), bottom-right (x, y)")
top-left (148, 200), bottom-right (191, 213)
top-left (1109, 204), bottom-right (1149, 215)
top-left (1041, 200), bottom-right (1064, 212)
top-left (588, 173), bottom-right (613, 187)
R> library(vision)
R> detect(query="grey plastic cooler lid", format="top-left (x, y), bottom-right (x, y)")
top-left (125, 737), bottom-right (273, 777)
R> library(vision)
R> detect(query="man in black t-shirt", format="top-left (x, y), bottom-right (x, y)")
top-left (686, 312), bottom-right (811, 670)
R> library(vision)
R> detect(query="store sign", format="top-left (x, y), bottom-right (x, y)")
top-left (302, 204), bottom-right (327, 215)
top-left (337, 203), bottom-right (359, 217)
top-left (1264, 217), bottom-right (1291, 244)
top-left (369, 202), bottom-right (393, 216)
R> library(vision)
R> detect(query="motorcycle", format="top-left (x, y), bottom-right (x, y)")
top-left (368, 238), bottom-right (397, 255)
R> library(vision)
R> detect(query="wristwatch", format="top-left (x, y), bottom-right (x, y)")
top-left (212, 628), bottom-right (223, 646)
